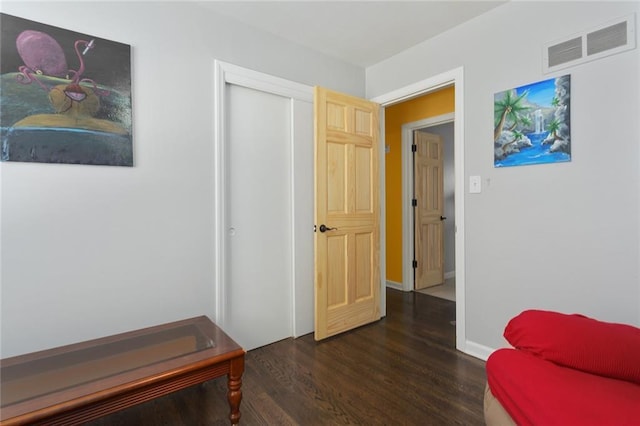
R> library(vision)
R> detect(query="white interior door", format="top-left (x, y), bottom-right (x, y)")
top-left (225, 84), bottom-right (293, 350)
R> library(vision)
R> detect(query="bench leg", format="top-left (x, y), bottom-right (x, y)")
top-left (227, 356), bottom-right (244, 425)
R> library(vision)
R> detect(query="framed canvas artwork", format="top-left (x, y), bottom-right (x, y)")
top-left (0, 13), bottom-right (133, 166)
top-left (494, 75), bottom-right (571, 167)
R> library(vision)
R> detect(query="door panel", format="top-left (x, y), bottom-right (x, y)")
top-left (314, 87), bottom-right (380, 341)
top-left (414, 131), bottom-right (444, 290)
top-left (327, 234), bottom-right (347, 306)
top-left (355, 147), bottom-right (372, 212)
top-left (355, 232), bottom-right (373, 299)
top-left (226, 84), bottom-right (292, 350)
top-left (327, 143), bottom-right (346, 212)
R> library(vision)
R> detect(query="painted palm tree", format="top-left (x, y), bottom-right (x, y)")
top-left (494, 89), bottom-right (530, 141)
top-left (547, 118), bottom-right (561, 140)
top-left (508, 114), bottom-right (532, 132)
top-left (501, 129), bottom-right (525, 151)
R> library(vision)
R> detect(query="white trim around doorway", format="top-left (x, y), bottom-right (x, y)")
top-left (371, 67), bottom-right (467, 354)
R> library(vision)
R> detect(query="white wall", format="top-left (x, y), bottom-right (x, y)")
top-left (367, 1), bottom-right (640, 350)
top-left (0, 1), bottom-right (364, 358)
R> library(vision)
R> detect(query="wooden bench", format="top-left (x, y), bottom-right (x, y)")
top-left (0, 316), bottom-right (245, 425)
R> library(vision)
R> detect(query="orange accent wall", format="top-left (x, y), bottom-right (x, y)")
top-left (385, 86), bottom-right (455, 284)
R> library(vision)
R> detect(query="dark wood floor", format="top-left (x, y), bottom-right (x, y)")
top-left (88, 289), bottom-right (487, 425)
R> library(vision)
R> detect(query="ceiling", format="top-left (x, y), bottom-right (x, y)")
top-left (199, 1), bottom-right (507, 68)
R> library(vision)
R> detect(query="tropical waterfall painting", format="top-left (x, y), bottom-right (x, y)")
top-left (0, 13), bottom-right (132, 166)
top-left (494, 75), bottom-right (571, 167)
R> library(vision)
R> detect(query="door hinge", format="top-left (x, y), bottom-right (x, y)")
top-left (412, 260), bottom-right (418, 269)
top-left (412, 199), bottom-right (417, 207)
top-left (411, 144), bottom-right (417, 153)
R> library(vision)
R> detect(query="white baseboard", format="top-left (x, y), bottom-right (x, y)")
top-left (462, 340), bottom-right (495, 361)
top-left (385, 280), bottom-right (403, 291)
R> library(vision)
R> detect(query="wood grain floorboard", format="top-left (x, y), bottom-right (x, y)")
top-left (87, 289), bottom-right (487, 425)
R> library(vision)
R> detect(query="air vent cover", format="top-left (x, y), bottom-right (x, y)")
top-left (548, 37), bottom-right (582, 68)
top-left (543, 14), bottom-right (636, 73)
top-left (587, 21), bottom-right (628, 55)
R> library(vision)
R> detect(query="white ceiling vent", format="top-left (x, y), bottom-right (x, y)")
top-left (543, 14), bottom-right (636, 73)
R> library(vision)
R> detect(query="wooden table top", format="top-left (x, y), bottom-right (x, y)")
top-left (0, 316), bottom-right (244, 423)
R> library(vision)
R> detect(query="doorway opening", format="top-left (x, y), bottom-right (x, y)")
top-left (372, 67), bottom-right (466, 352)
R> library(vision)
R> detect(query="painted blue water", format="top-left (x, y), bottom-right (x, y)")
top-left (495, 131), bottom-right (570, 168)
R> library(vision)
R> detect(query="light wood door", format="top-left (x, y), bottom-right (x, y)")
top-left (314, 87), bottom-right (380, 341)
top-left (414, 131), bottom-right (444, 290)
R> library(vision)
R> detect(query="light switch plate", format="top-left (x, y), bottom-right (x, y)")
top-left (470, 176), bottom-right (481, 193)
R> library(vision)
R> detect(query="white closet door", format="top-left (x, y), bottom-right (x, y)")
top-left (225, 83), bottom-right (292, 350)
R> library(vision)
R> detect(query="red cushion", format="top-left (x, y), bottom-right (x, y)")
top-left (504, 309), bottom-right (640, 384)
top-left (487, 348), bottom-right (640, 426)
